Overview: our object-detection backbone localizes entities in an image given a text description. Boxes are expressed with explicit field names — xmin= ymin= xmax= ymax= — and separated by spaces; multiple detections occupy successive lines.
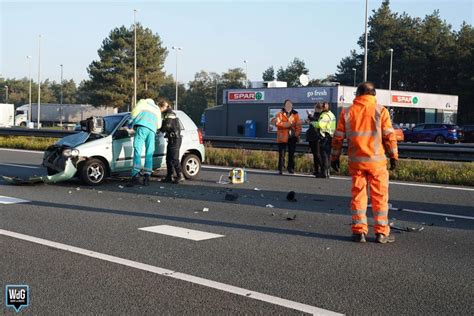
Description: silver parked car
xmin=42 ymin=111 xmax=205 ymax=186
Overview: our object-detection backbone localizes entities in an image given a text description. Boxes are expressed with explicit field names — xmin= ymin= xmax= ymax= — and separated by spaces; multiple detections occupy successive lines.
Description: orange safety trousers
xmin=350 ymin=167 xmax=390 ymax=236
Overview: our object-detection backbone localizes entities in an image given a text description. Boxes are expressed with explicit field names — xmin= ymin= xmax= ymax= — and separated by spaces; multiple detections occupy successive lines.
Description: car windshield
xmin=104 ymin=115 xmax=126 ymax=135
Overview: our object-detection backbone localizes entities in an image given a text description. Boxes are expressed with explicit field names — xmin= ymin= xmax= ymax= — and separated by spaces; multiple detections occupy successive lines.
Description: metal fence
xmin=0 ymin=128 xmax=473 ymax=162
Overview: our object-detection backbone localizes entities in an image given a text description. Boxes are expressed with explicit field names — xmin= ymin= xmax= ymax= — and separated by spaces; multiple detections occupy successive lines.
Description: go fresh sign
xmin=228 ymin=91 xmax=265 ymax=102
xmin=392 ymin=95 xmax=419 ymax=105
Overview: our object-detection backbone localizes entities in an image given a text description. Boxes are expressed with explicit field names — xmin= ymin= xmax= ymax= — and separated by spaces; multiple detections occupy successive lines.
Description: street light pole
xmin=60 ymin=64 xmax=64 ymax=105
xmin=60 ymin=64 xmax=64 ymax=127
xmin=352 ymin=68 xmax=356 ymax=87
xmin=27 ymin=56 xmax=32 ymax=124
xmin=133 ymin=9 xmax=138 ymax=110
xmin=243 ymin=60 xmax=248 ymax=88
xmin=363 ymin=0 xmax=369 ymax=81
xmin=172 ymin=46 xmax=183 ymax=111
xmin=389 ymin=48 xmax=394 ymax=106
xmin=37 ymin=34 xmax=42 ymax=128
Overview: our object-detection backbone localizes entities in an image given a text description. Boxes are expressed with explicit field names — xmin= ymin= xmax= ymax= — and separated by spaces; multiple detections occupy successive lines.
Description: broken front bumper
xmin=1 ymin=158 xmax=77 ymax=185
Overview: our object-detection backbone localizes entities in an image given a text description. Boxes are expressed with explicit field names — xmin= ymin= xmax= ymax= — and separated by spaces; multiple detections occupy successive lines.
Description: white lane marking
xmin=139 ymin=225 xmax=224 ymax=241
xmin=203 ymin=165 xmax=474 ymax=192
xmin=391 ymin=207 xmax=474 ymax=220
xmin=0 ymin=148 xmax=43 ymax=154
xmin=0 ymin=163 xmax=40 ymax=169
xmin=0 ymin=196 xmax=31 ymax=204
xmin=0 ymin=229 xmax=341 ymax=315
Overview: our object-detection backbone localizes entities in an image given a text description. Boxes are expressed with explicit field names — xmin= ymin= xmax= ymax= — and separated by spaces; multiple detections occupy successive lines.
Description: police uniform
xmin=160 ymin=108 xmax=184 ymax=182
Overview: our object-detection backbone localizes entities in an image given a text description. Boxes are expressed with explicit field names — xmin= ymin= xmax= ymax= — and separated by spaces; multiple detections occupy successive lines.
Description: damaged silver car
xmin=41 ymin=112 xmax=205 ymax=186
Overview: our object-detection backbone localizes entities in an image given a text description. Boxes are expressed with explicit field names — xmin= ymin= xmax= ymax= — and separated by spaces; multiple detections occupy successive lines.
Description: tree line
xmin=1 ymin=0 xmax=472 ymax=124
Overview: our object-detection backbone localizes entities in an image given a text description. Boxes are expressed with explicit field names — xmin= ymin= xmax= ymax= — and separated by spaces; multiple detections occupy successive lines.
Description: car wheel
xmin=79 ymin=158 xmax=106 ymax=186
xmin=20 ymin=122 xmax=27 ymax=127
xmin=435 ymin=135 xmax=445 ymax=144
xmin=181 ymin=154 xmax=201 ymax=180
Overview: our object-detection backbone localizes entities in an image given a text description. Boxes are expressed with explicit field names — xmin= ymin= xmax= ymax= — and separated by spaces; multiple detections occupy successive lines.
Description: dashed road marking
xmin=139 ymin=225 xmax=224 ymax=241
xmin=391 ymin=207 xmax=474 ymax=220
xmin=0 ymin=229 xmax=342 ymax=315
xmin=0 ymin=196 xmax=31 ymax=204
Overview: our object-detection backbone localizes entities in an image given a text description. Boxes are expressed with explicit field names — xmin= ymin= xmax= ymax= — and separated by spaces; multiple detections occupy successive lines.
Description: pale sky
xmin=1 ymin=0 xmax=472 ymax=85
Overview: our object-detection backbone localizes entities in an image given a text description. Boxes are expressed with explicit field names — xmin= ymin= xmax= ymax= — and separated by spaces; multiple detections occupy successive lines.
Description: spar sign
xmin=228 ymin=91 xmax=265 ymax=102
xmin=392 ymin=94 xmax=419 ymax=105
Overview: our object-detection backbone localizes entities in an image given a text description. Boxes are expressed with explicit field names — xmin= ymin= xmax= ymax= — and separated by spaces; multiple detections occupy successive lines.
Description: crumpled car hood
xmin=56 ymin=132 xmax=91 ymax=147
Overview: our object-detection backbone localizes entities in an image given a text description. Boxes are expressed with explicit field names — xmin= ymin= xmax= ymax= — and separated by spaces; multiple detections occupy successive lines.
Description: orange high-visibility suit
xmin=331 ymin=95 xmax=398 ymax=236
xmin=275 ymin=110 xmax=302 ymax=143
xmin=275 ymin=110 xmax=302 ymax=173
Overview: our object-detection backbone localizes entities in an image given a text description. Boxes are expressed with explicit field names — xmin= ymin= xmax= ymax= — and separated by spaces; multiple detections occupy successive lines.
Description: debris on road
xmin=217 ymin=175 xmax=230 ymax=184
xmin=389 ymin=222 xmax=425 ymax=232
xmin=286 ymin=214 xmax=297 ymax=221
xmin=118 ymin=185 xmax=124 ymax=189
xmin=286 ymin=191 xmax=297 ymax=202
xmin=445 ymin=217 xmax=455 ymax=222
xmin=224 ymin=193 xmax=239 ymax=201
xmin=68 ymin=190 xmax=72 ymax=194
xmin=253 ymin=187 xmax=261 ymax=191
xmin=203 ymin=207 xmax=209 ymax=212
xmin=265 ymin=204 xmax=275 ymax=208
xmin=1 ymin=158 xmax=77 ymax=185
xmin=76 ymin=187 xmax=81 ymax=191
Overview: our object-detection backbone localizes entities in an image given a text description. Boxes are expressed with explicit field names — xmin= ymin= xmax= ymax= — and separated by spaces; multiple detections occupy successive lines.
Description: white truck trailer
xmin=15 ymin=103 xmax=117 ymax=127
xmin=0 ymin=103 xmax=15 ymax=127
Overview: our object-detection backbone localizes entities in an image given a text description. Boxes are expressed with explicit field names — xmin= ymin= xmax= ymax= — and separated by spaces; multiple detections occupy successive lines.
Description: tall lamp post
xmin=243 ymin=59 xmax=248 ymax=88
xmin=37 ymin=34 xmax=42 ymax=128
xmin=60 ymin=64 xmax=64 ymax=126
xmin=388 ymin=48 xmax=393 ymax=106
xmin=27 ymin=56 xmax=32 ymax=124
xmin=363 ymin=0 xmax=369 ymax=81
xmin=352 ymin=68 xmax=356 ymax=87
xmin=172 ymin=46 xmax=183 ymax=111
xmin=133 ymin=9 xmax=139 ymax=110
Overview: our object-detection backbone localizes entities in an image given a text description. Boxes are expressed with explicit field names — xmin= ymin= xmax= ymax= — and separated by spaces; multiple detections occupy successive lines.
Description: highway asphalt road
xmin=0 ymin=148 xmax=473 ymax=315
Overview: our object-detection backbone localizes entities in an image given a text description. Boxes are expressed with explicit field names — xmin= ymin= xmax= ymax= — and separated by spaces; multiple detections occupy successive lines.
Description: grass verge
xmin=0 ymin=136 xmax=58 ymax=151
xmin=206 ymin=146 xmax=474 ymax=187
xmin=0 ymin=136 xmax=472 ymax=186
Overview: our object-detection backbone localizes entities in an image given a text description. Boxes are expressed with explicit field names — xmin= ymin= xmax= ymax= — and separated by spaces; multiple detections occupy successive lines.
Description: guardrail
xmin=203 ymin=136 xmax=474 ymax=162
xmin=0 ymin=128 xmax=473 ymax=162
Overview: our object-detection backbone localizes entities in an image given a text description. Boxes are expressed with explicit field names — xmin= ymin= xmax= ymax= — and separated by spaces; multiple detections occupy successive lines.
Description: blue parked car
xmin=404 ymin=123 xmax=461 ymax=144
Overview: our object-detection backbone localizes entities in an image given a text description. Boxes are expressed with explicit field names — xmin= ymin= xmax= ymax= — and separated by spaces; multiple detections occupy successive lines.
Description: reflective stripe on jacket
xmin=130 ymin=98 xmax=162 ymax=133
xmin=312 ymin=110 xmax=336 ymax=137
xmin=276 ymin=110 xmax=302 ymax=143
xmin=331 ymin=95 xmax=398 ymax=170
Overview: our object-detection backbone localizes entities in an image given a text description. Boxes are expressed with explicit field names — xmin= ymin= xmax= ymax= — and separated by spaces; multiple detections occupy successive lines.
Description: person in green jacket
xmin=312 ymin=102 xmax=336 ymax=178
xmin=126 ymin=98 xmax=162 ymax=187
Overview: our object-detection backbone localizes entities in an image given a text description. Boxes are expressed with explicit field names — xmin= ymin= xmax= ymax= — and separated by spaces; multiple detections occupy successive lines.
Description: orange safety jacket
xmin=331 ymin=95 xmax=398 ymax=170
xmin=275 ymin=109 xmax=302 ymax=143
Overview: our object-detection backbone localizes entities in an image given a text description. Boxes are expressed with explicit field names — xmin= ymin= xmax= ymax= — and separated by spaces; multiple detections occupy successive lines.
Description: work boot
xmin=173 ymin=173 xmax=185 ymax=184
xmin=143 ymin=174 xmax=151 ymax=186
xmin=278 ymin=169 xmax=283 ymax=175
xmin=125 ymin=175 xmax=141 ymax=187
xmin=352 ymin=233 xmax=367 ymax=243
xmin=161 ymin=175 xmax=173 ymax=183
xmin=288 ymin=169 xmax=295 ymax=174
xmin=375 ymin=233 xmax=396 ymax=244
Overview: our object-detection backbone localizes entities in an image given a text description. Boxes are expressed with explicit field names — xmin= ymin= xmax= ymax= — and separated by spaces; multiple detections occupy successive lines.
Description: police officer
xmin=158 ymin=100 xmax=184 ymax=183
xmin=313 ymin=102 xmax=336 ymax=178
